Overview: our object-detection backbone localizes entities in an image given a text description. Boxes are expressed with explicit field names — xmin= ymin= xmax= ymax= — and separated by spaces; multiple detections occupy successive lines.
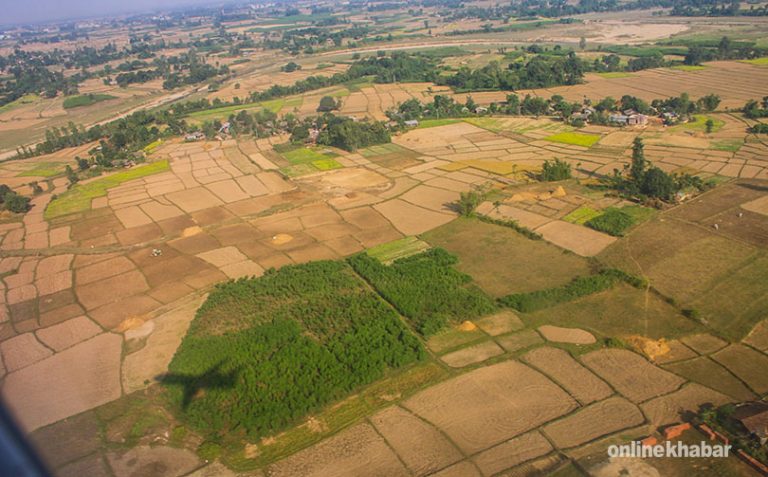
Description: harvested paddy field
xmin=402 ymin=360 xmax=577 ymax=454
xmin=600 ymin=180 xmax=768 ymax=340
xmin=581 ymin=348 xmax=685 ymax=403
xmin=422 ymin=218 xmax=591 ymax=297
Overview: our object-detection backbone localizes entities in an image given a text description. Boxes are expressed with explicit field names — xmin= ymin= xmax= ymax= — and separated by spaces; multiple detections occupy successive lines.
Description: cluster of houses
xmin=570 ymin=106 xmax=649 ymax=126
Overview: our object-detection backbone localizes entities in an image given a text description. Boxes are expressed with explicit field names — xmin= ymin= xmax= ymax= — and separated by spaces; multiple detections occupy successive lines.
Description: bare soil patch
xmin=267 ymin=423 xmax=408 ymax=477
xmin=543 ymin=397 xmax=644 ymax=449
xmin=712 ymin=344 xmax=768 ymax=394
xmin=440 ymin=341 xmax=504 ymax=368
xmin=403 ymin=360 xmax=576 ymax=454
xmin=538 ymin=325 xmax=596 ymax=345
xmin=662 ymin=357 xmax=756 ymax=401
xmin=370 ymin=406 xmax=463 ymax=475
xmin=496 ymin=330 xmax=544 ymax=353
xmin=373 ymin=199 xmax=454 ymax=236
xmin=536 ymin=220 xmax=617 ymax=256
xmin=523 ymin=347 xmax=613 ymax=405
xmin=581 ymin=349 xmax=685 ymax=402
xmin=474 ymin=310 xmax=524 ymax=336
xmin=472 ymin=431 xmax=552 ymax=476
xmin=680 ymin=334 xmax=727 ymax=354
xmin=640 ymin=384 xmax=731 ymax=427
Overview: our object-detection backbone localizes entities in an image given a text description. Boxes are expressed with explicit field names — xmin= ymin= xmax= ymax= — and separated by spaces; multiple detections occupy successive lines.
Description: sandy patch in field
xmin=536 ymin=221 xmax=617 ymax=256
xmin=472 ymin=431 xmax=552 ymax=476
xmin=543 ymin=397 xmax=644 ymax=449
xmin=523 ymin=347 xmax=613 ymax=406
xmin=581 ymin=349 xmax=685 ymax=402
xmin=474 ymin=310 xmax=524 ymax=336
xmin=538 ymin=325 xmax=596 ymax=345
xmin=712 ymin=344 xmax=768 ymax=394
xmin=640 ymin=383 xmax=731 ymax=427
xmin=370 ymin=406 xmax=463 ymax=475
xmin=267 ymin=422 xmax=408 ymax=477
xmin=647 ymin=339 xmax=698 ymax=364
xmin=374 ymin=199 xmax=454 ymax=235
xmin=271 ymin=233 xmax=294 ymax=245
xmin=403 ymin=360 xmax=576 ymax=454
xmin=440 ymin=341 xmax=504 ymax=368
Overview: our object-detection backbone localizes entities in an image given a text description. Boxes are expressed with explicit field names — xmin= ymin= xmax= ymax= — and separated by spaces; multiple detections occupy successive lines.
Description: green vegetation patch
xmin=585 ymin=206 xmax=656 ymax=236
xmin=281 ymin=147 xmax=337 ymax=164
xmin=62 ymin=93 xmax=117 ymax=109
xmin=359 ymin=143 xmax=407 ymax=158
xmin=45 ymin=160 xmax=169 ymax=219
xmin=596 ymin=72 xmax=632 ymax=78
xmin=463 ymin=117 xmax=507 ymax=133
xmin=585 ymin=208 xmax=634 ymax=236
xmin=16 ymin=162 xmax=65 ymax=178
xmin=671 ymin=114 xmax=724 ymax=133
xmin=670 ymin=65 xmax=706 ymax=71
xmin=499 ymin=269 xmax=644 ymax=313
xmin=416 ymin=118 xmax=462 ymax=129
xmin=543 ymin=131 xmax=601 ymax=148
xmin=0 ymin=93 xmax=39 ymax=114
xmin=563 ymin=206 xmax=602 ymax=225
xmin=167 ymin=261 xmax=424 ymax=440
xmin=311 ymin=158 xmax=343 ymax=171
xmin=143 ymin=139 xmax=163 ymax=154
xmin=741 ymin=57 xmax=768 ymax=66
xmin=711 ymin=139 xmax=743 ymax=152
xmin=348 ymin=248 xmax=496 ymax=336
xmin=367 ymin=236 xmax=431 ymax=264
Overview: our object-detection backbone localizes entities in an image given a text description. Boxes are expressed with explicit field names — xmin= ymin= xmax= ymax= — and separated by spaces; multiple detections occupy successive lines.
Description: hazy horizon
xmin=3 ymin=0 xmax=229 ymax=26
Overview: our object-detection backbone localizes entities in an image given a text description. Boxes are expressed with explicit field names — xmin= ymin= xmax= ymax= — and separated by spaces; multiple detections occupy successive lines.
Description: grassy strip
xmin=45 ymin=160 xmax=169 ymax=219
xmin=366 ymin=236 xmax=430 ymax=264
xmin=62 ymin=93 xmax=116 ymax=109
xmin=476 ymin=214 xmax=542 ymax=240
xmin=563 ymin=206 xmax=602 ymax=225
xmin=0 ymin=94 xmax=39 ymax=114
xmin=543 ymin=131 xmax=601 ymax=147
xmin=416 ymin=118 xmax=462 ymax=129
xmin=499 ymin=269 xmax=646 ymax=313
xmin=16 ymin=162 xmax=65 ymax=178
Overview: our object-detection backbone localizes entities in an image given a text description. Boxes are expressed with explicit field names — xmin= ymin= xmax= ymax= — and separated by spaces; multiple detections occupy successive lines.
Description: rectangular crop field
xmin=422 ymin=218 xmax=591 ymax=297
xmin=45 ymin=160 xmax=170 ymax=219
xmin=543 ymin=132 xmax=601 ymax=148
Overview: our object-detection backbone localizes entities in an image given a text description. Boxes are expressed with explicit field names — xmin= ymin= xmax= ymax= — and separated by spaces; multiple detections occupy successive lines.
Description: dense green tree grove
xmin=168 ymin=261 xmax=424 ymax=438
xmin=348 ymin=248 xmax=496 ymax=336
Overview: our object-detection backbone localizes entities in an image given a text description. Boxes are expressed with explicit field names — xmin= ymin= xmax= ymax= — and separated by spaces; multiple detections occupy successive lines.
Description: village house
xmin=404 ymin=119 xmax=419 ymax=127
xmin=733 ymin=402 xmax=768 ymax=446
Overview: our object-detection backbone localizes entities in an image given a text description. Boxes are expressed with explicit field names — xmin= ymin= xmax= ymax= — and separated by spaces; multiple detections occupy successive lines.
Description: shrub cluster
xmin=585 ymin=208 xmax=635 ymax=236
xmin=348 ymin=248 xmax=496 ymax=336
xmin=167 ymin=261 xmax=423 ymax=439
xmin=499 ymin=269 xmax=645 ymax=312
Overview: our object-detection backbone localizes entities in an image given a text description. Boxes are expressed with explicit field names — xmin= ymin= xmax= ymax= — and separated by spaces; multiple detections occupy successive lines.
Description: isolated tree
xmin=579 ymin=37 xmax=587 ymax=50
xmin=540 ymin=158 xmax=572 ymax=181
xmin=629 ymin=137 xmax=647 ymax=183
xmin=641 ymin=167 xmax=676 ymax=200
xmin=317 ymin=96 xmax=339 ymax=112
xmin=705 ymin=118 xmax=715 ymax=133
